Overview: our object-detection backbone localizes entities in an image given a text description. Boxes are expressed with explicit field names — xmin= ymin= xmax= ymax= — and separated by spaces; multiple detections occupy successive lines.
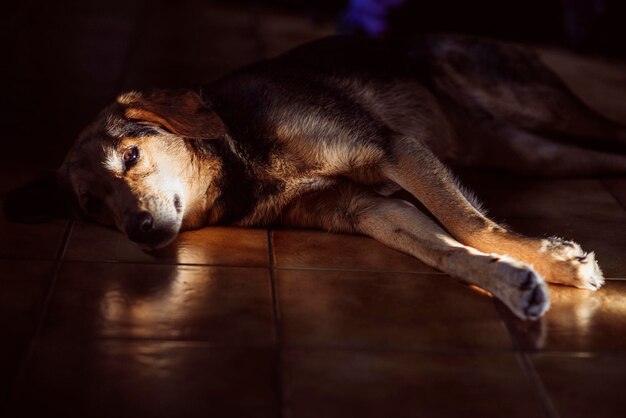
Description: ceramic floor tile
xmin=284 ymin=349 xmax=543 ymax=418
xmin=42 ymin=262 xmax=274 ymax=345
xmin=505 ymin=217 xmax=626 ymax=278
xmin=0 ymin=342 xmax=30 ymax=405
xmin=500 ymin=281 xmax=626 ymax=351
xmin=9 ymin=340 xmax=277 ymax=418
xmin=531 ymin=353 xmax=626 ymax=418
xmin=0 ymin=260 xmax=55 ymax=405
xmin=0 ymin=260 xmax=55 ymax=341
xmin=272 ymin=230 xmax=435 ymax=273
xmin=278 ymin=269 xmax=511 ymax=349
xmin=65 ymin=221 xmax=270 ymax=267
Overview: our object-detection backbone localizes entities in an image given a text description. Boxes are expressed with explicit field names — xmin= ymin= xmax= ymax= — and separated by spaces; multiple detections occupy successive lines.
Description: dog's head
xmin=5 ymin=89 xmax=227 ymax=249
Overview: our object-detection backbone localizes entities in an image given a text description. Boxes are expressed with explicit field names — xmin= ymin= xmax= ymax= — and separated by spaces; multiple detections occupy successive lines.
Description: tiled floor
xmin=2 ymin=1 xmax=626 ymax=417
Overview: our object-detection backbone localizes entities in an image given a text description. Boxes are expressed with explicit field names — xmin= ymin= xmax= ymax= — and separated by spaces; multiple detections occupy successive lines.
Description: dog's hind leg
xmin=422 ymin=35 xmax=626 ymax=151
xmin=282 ymin=183 xmax=550 ymax=320
xmin=461 ymin=124 xmax=626 ymax=176
xmin=380 ymin=136 xmax=604 ymax=291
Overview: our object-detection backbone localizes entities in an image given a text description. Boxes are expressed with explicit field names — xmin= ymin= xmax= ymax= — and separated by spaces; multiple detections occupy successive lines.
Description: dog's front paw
xmin=493 ymin=256 xmax=551 ymax=320
xmin=541 ymin=237 xmax=605 ymax=290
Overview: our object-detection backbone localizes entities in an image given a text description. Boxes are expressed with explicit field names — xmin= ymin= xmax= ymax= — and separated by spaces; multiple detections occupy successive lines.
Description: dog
xmin=6 ymin=34 xmax=626 ymax=320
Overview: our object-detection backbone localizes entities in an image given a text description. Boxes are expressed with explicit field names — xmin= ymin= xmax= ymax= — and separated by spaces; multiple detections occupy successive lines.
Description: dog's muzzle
xmin=125 ymin=211 xmax=174 ymax=248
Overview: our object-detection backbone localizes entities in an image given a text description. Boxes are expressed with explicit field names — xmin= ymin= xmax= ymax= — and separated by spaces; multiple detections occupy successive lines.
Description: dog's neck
xmin=180 ymin=134 xmax=269 ymax=228
xmin=179 ymin=139 xmax=224 ymax=230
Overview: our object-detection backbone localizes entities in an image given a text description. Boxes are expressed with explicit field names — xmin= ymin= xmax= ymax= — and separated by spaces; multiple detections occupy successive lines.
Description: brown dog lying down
xmin=6 ymin=35 xmax=626 ymax=320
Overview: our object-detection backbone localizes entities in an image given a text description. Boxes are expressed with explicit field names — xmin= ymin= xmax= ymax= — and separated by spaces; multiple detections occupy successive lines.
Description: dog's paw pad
xmin=524 ymin=284 xmax=549 ymax=319
xmin=493 ymin=257 xmax=550 ymax=320
xmin=571 ymin=251 xmax=604 ymax=290
xmin=541 ymin=237 xmax=605 ymax=290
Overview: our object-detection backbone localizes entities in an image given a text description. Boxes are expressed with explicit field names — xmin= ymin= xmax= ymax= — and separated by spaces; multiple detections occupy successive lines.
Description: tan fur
xmin=280 ymin=139 xmax=603 ymax=320
xmin=121 ymin=90 xmax=226 ymax=140
xmin=62 ymin=117 xmax=224 ymax=247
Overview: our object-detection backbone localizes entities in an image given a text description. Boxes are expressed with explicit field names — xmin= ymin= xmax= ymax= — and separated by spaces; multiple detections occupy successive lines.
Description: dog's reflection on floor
xmin=501 ymin=282 xmax=626 ymax=350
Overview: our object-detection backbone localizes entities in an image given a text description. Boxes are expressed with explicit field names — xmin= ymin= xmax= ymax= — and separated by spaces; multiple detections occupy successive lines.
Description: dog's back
xmin=205 ymin=34 xmax=626 ymax=176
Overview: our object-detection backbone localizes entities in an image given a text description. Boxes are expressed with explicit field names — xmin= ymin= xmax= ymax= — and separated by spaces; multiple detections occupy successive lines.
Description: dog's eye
xmin=122 ymin=146 xmax=139 ymax=167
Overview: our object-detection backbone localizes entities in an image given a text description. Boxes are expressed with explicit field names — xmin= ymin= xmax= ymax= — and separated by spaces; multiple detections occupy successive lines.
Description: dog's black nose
xmin=125 ymin=211 xmax=154 ymax=243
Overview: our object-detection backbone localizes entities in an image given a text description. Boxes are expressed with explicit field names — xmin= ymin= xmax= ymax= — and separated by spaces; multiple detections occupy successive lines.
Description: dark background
xmin=2 ymin=0 xmax=625 ymax=171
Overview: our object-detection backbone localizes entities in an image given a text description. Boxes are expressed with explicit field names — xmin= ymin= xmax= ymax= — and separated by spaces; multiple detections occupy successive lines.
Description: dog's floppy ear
xmin=118 ymin=90 xmax=226 ymax=140
xmin=3 ymin=171 xmax=73 ymax=224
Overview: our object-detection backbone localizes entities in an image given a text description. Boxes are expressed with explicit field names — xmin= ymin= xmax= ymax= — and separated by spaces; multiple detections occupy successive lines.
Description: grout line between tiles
xmin=268 ymin=229 xmax=286 ymax=418
xmin=9 ymin=333 xmax=582 ymax=352
xmin=599 ymin=179 xmax=626 ymax=212
xmin=268 ymin=230 xmax=282 ymax=324
xmin=8 ymin=220 xmax=74 ymax=401
xmin=519 ymin=353 xmax=561 ymax=418
xmin=36 ymin=219 xmax=74 ymax=330
xmin=59 ymin=257 xmax=271 ymax=270
xmin=497 ymin=299 xmax=559 ymax=418
xmin=9 ymin=328 xmax=619 ymax=355
xmin=493 ymin=300 xmax=524 ymax=351
xmin=54 ymin=221 xmax=74 ymax=261
xmin=280 ymin=344 xmax=524 ymax=354
xmin=27 ymin=333 xmax=278 ymax=347
xmin=274 ymin=266 xmax=445 ymax=275
xmin=45 ymin=257 xmax=445 ymax=275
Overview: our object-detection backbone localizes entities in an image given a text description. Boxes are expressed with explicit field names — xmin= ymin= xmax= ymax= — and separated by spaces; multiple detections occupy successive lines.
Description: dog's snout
xmin=139 ymin=212 xmax=154 ymax=232
xmin=125 ymin=211 xmax=154 ymax=242
xmin=124 ymin=211 xmax=177 ymax=248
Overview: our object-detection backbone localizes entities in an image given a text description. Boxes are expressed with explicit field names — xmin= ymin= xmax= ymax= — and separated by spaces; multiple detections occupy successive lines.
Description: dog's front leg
xmin=282 ymin=184 xmax=550 ymax=320
xmin=380 ymin=136 xmax=604 ymax=291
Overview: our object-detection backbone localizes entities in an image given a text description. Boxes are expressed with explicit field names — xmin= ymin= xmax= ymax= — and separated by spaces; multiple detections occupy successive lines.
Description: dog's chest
xmin=239 ymin=174 xmax=336 ymax=226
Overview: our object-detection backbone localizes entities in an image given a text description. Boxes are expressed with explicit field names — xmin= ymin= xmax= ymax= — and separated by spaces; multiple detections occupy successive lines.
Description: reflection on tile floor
xmin=278 ymin=270 xmax=510 ymax=349
xmin=42 ymin=262 xmax=275 ymax=344
xmin=285 ymin=349 xmax=544 ymax=418
xmin=10 ymin=341 xmax=278 ymax=418
xmin=66 ymin=222 xmax=270 ymax=267
xmin=272 ymin=229 xmax=435 ymax=273
xmin=2 ymin=1 xmax=626 ymax=417
xmin=531 ymin=353 xmax=626 ymax=418
xmin=502 ymin=281 xmax=626 ymax=351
